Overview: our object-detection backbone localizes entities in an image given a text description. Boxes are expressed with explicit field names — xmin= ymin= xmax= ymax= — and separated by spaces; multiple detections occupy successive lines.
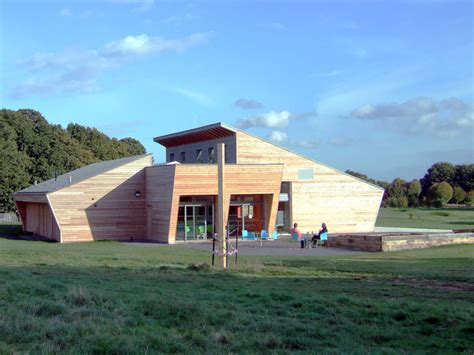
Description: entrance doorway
xmin=177 ymin=204 xmax=214 ymax=241
xmin=228 ymin=202 xmax=263 ymax=237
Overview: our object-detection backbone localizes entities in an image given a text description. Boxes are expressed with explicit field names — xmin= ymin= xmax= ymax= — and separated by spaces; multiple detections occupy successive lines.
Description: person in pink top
xmin=291 ymin=223 xmax=305 ymax=248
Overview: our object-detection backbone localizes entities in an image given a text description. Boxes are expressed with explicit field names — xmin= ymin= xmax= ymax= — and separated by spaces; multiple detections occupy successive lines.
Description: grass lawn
xmin=376 ymin=207 xmax=474 ymax=230
xmin=0 ymin=238 xmax=473 ymax=353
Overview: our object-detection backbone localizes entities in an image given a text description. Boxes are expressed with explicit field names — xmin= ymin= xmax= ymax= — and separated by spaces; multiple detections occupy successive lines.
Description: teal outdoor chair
xmin=261 ymin=230 xmax=269 ymax=240
xmin=242 ymin=229 xmax=249 ymax=239
xmin=272 ymin=230 xmax=278 ymax=240
xmin=320 ymin=232 xmax=328 ymax=241
xmin=248 ymin=231 xmax=256 ymax=240
xmin=291 ymin=233 xmax=299 ymax=241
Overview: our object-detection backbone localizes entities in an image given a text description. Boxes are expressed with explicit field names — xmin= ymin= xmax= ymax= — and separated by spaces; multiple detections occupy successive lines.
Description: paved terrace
xmin=126 ymin=237 xmax=362 ymax=256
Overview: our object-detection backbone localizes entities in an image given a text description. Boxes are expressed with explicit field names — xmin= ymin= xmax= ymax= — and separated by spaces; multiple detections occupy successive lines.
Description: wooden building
xmin=14 ymin=123 xmax=384 ymax=243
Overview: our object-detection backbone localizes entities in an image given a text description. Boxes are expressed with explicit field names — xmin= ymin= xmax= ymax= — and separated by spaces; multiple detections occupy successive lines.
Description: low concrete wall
xmin=328 ymin=232 xmax=474 ymax=252
xmin=382 ymin=233 xmax=474 ymax=251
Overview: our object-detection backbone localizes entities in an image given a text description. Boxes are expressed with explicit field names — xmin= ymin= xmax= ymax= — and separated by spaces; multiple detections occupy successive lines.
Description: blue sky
xmin=1 ymin=0 xmax=472 ymax=181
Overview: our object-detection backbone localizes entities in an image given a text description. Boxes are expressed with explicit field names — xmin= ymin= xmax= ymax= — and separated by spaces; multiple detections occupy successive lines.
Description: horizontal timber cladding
xmin=145 ymin=163 xmax=283 ymax=243
xmin=236 ymin=131 xmax=384 ymax=233
xmin=48 ymin=155 xmax=152 ymax=242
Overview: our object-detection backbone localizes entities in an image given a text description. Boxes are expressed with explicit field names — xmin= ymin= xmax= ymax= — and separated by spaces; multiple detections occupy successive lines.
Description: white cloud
xmin=267 ymin=130 xmax=318 ymax=150
xmin=102 ymin=33 xmax=211 ymax=57
xmin=234 ymin=98 xmax=264 ymax=109
xmin=11 ymin=32 xmax=211 ymax=98
xmin=236 ymin=110 xmax=316 ymax=129
xmin=236 ymin=111 xmax=291 ymax=129
xmin=171 ymin=88 xmax=213 ymax=107
xmin=351 ymin=97 xmax=473 ymax=139
xmin=267 ymin=130 xmax=288 ymax=144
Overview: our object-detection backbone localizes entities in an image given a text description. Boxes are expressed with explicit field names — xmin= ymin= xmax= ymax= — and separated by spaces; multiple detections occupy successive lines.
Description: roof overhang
xmin=153 ymin=123 xmax=237 ymax=148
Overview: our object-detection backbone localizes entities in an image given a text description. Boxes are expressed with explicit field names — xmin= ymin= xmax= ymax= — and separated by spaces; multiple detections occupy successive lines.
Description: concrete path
xmin=182 ymin=241 xmax=361 ymax=256
xmin=125 ymin=239 xmax=362 ymax=257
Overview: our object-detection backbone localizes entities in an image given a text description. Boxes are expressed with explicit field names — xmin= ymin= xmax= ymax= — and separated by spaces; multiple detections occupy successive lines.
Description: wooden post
xmin=217 ymin=143 xmax=227 ymax=268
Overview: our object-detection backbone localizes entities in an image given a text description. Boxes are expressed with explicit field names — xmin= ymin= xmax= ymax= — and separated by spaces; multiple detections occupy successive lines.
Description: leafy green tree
xmin=0 ymin=109 xmax=146 ymax=212
xmin=406 ymin=180 xmax=421 ymax=207
xmin=421 ymin=162 xmax=455 ymax=196
xmin=389 ymin=178 xmax=408 ymax=198
xmin=453 ymin=164 xmax=474 ymax=192
xmin=451 ymin=186 xmax=466 ymax=204
xmin=466 ymin=190 xmax=474 ymax=206
xmin=427 ymin=182 xmax=454 ymax=207
xmin=0 ymin=116 xmax=31 ymax=211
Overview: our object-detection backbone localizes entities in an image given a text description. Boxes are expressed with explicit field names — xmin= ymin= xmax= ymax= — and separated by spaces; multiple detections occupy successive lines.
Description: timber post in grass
xmin=217 ymin=143 xmax=227 ymax=268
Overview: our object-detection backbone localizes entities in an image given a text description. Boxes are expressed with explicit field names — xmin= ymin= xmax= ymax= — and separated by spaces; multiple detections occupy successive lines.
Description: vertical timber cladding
xmin=48 ymin=156 xmax=152 ymax=242
xmin=145 ymin=163 xmax=283 ymax=243
xmin=236 ymin=131 xmax=384 ymax=233
xmin=145 ymin=164 xmax=177 ymax=243
xmin=14 ymin=194 xmax=61 ymax=241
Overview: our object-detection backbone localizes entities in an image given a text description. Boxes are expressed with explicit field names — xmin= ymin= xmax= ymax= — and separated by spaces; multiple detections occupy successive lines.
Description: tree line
xmin=346 ymin=162 xmax=474 ymax=208
xmin=0 ymin=109 xmax=146 ymax=212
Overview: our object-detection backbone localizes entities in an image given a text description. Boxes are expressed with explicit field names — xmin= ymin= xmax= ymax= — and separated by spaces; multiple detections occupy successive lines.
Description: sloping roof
xmin=155 ymin=122 xmax=384 ymax=192
xmin=154 ymin=123 xmax=236 ymax=148
xmin=16 ymin=154 xmax=151 ymax=194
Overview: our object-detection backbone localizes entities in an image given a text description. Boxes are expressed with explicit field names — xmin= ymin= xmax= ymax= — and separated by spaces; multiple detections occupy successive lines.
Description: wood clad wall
xmin=17 ymin=202 xmax=60 ymax=241
xmin=48 ymin=156 xmax=152 ymax=242
xmin=146 ymin=164 xmax=283 ymax=243
xmin=145 ymin=165 xmax=177 ymax=243
xmin=236 ymin=131 xmax=384 ymax=233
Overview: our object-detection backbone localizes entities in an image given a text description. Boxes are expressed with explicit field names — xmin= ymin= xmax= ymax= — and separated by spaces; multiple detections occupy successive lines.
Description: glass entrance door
xmin=177 ymin=204 xmax=213 ymax=241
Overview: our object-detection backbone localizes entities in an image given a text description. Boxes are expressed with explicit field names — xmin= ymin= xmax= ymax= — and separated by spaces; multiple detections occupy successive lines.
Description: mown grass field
xmin=0 ymin=236 xmax=473 ymax=353
xmin=376 ymin=207 xmax=474 ymax=230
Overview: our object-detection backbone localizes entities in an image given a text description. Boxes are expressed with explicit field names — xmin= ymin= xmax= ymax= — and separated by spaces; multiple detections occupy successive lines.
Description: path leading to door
xmin=124 ymin=239 xmax=363 ymax=257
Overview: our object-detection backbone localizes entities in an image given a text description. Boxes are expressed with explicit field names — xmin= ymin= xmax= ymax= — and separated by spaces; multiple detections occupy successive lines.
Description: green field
xmin=376 ymin=207 xmax=474 ymax=230
xmin=0 ymin=237 xmax=473 ymax=353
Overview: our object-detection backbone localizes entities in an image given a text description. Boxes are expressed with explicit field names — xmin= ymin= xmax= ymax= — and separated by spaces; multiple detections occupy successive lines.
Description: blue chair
xmin=242 ymin=229 xmax=248 ymax=239
xmin=248 ymin=231 xmax=256 ymax=240
xmin=261 ymin=230 xmax=269 ymax=240
xmin=291 ymin=233 xmax=299 ymax=241
xmin=272 ymin=230 xmax=278 ymax=240
xmin=320 ymin=232 xmax=328 ymax=241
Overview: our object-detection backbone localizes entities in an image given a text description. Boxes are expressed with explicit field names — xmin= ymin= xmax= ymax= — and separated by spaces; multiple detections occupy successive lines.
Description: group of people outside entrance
xmin=291 ymin=222 xmax=328 ymax=249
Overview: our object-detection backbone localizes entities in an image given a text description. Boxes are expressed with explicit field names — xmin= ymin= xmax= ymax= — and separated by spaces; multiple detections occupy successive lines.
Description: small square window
xmin=298 ymin=168 xmax=314 ymax=180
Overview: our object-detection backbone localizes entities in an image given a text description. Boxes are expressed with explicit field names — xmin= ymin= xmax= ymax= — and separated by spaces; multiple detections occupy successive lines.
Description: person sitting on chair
xmin=291 ymin=223 xmax=305 ymax=249
xmin=311 ymin=223 xmax=328 ymax=247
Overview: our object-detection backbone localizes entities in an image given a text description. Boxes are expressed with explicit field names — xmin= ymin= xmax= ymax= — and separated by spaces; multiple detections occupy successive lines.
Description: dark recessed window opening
xmin=208 ymin=147 xmax=215 ymax=163
xmin=180 ymin=151 xmax=186 ymax=163
xmin=169 ymin=153 xmax=175 ymax=162
xmin=196 ymin=149 xmax=202 ymax=163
